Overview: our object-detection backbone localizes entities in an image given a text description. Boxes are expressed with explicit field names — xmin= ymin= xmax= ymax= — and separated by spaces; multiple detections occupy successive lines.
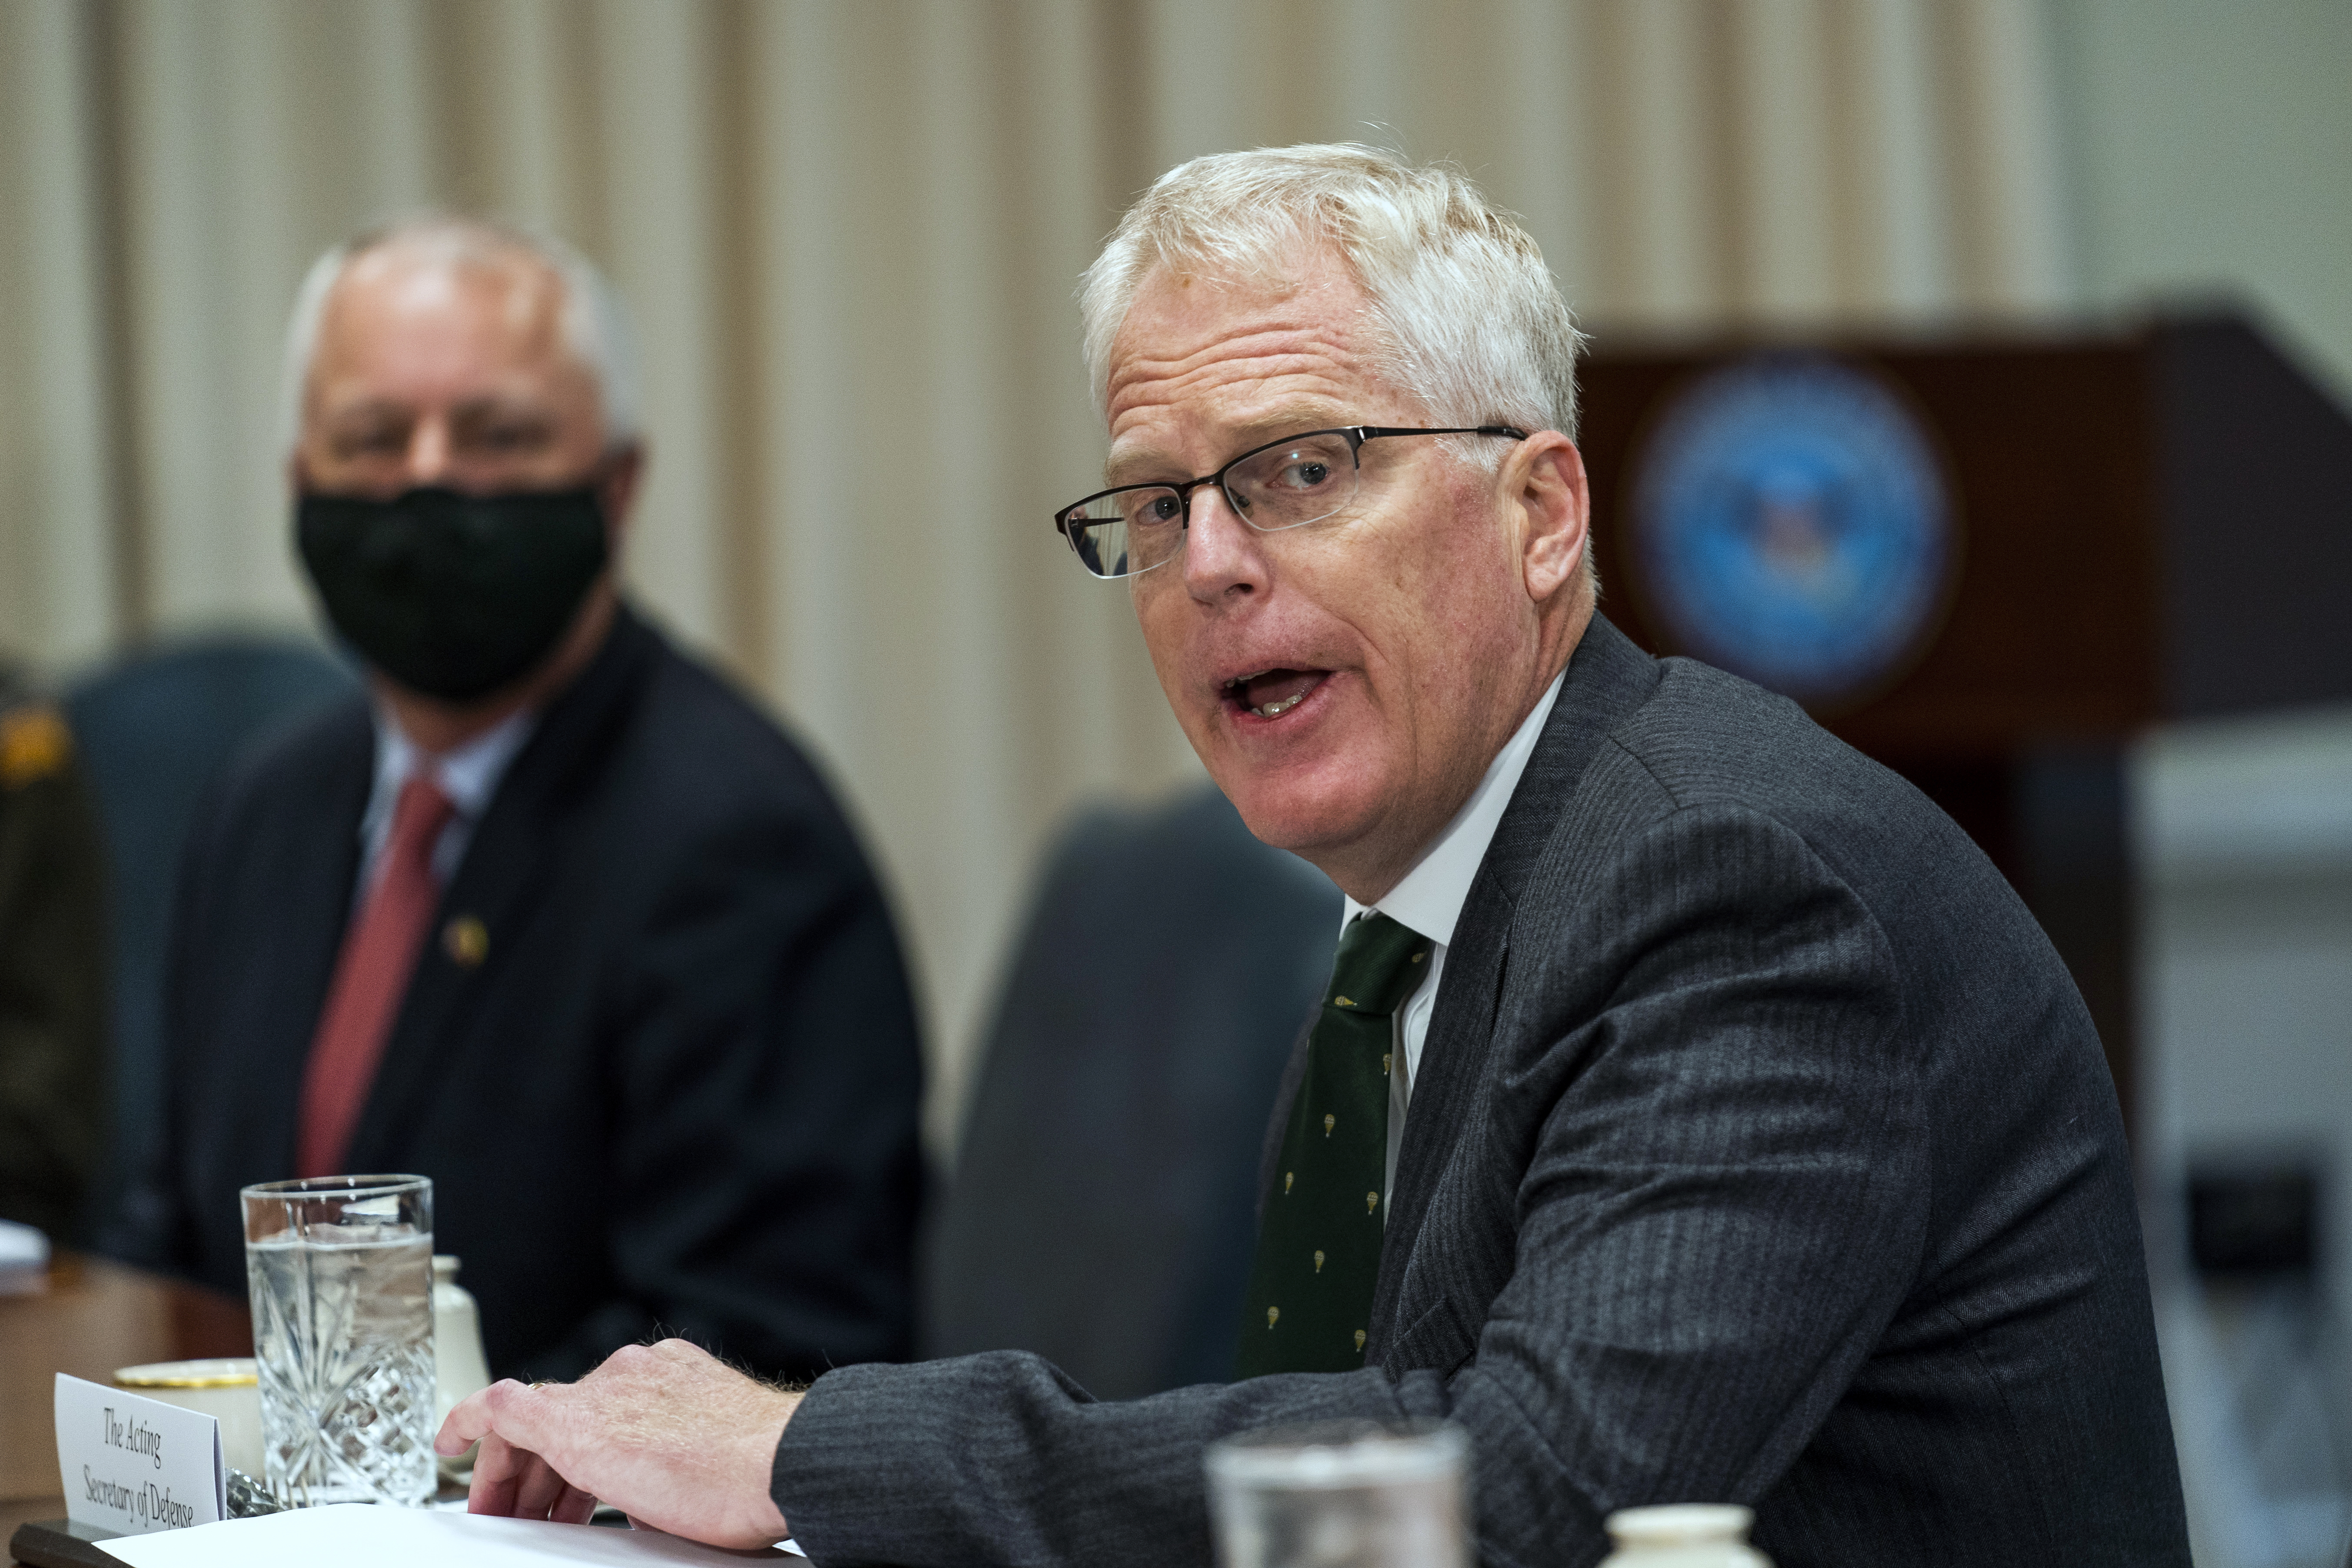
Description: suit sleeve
xmin=512 ymin=796 xmax=926 ymax=1385
xmin=770 ymin=802 xmax=1923 ymax=1568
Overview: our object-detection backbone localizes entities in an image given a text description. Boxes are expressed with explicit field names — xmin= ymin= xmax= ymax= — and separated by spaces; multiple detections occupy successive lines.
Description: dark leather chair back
xmin=925 ymin=785 xmax=1341 ymax=1398
xmin=66 ymin=637 xmax=355 ymax=1214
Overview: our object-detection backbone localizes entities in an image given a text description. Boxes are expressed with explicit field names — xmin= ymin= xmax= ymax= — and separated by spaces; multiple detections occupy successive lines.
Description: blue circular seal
xmin=1630 ymin=356 xmax=1954 ymax=703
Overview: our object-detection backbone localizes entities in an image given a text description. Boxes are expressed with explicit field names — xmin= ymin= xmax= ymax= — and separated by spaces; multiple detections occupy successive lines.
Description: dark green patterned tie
xmin=1235 ymin=911 xmax=1432 ymax=1377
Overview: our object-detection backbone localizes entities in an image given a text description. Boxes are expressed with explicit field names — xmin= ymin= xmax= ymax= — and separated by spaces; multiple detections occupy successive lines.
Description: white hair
xmin=1079 ymin=143 xmax=1585 ymax=444
xmin=279 ymin=214 xmax=642 ymax=456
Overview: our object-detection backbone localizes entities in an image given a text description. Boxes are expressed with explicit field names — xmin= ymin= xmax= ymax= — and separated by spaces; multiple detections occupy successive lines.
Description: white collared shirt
xmin=1342 ymin=670 xmax=1565 ymax=1203
xmin=355 ymin=706 xmax=539 ymax=904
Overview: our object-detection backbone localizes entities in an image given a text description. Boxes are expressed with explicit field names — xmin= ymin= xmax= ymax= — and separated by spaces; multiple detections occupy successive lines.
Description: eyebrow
xmin=448 ymin=398 xmax=559 ymax=429
xmin=1103 ymin=404 xmax=1354 ymax=487
xmin=319 ymin=391 xmax=556 ymax=429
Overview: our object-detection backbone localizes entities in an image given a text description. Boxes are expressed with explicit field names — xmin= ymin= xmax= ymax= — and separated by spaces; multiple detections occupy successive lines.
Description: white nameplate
xmin=54 ymin=1373 xmax=227 ymax=1536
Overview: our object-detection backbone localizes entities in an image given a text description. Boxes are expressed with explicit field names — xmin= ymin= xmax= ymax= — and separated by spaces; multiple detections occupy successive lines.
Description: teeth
xmin=1253 ymin=692 xmax=1307 ymax=719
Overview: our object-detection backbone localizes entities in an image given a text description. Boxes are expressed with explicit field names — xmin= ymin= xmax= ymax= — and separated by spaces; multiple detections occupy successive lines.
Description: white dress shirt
xmin=354 ymin=706 xmax=539 ymax=904
xmin=1342 ymin=670 xmax=1565 ymax=1203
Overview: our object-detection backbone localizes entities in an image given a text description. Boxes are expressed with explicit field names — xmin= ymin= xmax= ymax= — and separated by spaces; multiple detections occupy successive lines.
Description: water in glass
xmin=1206 ymin=1420 xmax=1469 ymax=1568
xmin=242 ymin=1176 xmax=436 ymax=1507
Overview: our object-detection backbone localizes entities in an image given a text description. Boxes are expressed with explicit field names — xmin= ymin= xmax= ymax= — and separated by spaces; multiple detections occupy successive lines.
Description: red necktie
xmin=295 ymin=773 xmax=458 ymax=1178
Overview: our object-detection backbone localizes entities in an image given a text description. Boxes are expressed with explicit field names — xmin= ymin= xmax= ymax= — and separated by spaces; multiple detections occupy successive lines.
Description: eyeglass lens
xmin=1062 ymin=431 xmax=1361 ymax=579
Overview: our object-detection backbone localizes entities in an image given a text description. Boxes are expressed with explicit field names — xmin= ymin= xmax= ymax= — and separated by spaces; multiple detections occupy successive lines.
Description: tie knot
xmin=389 ymin=773 xmax=458 ymax=860
xmin=1324 ymin=911 xmax=1432 ymax=1017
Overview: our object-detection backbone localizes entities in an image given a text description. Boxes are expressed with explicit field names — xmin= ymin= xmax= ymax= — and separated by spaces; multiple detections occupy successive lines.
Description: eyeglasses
xmin=1053 ymin=424 xmax=1528 ymax=580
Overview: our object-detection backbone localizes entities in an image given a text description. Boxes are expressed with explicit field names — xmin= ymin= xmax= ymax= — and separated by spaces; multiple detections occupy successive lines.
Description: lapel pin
xmin=443 ymin=914 xmax=489 ymax=968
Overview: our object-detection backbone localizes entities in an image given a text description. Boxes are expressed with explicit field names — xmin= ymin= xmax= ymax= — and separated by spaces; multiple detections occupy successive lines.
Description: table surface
xmin=0 ymin=1254 xmax=250 ymax=1564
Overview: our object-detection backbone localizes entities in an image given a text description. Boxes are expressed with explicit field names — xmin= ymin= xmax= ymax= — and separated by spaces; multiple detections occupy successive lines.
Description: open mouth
xmin=1223 ymin=668 xmax=1329 ymax=721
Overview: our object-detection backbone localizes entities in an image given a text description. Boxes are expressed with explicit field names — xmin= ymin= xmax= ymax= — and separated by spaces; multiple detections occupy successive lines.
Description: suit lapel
xmin=342 ymin=609 xmax=660 ymax=1171
xmin=227 ymin=706 xmax=375 ymax=1180
xmin=1367 ymin=615 xmax=1661 ymax=1349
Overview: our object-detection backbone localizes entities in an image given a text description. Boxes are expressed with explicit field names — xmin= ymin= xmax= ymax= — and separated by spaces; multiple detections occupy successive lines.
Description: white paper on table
xmin=94 ymin=1505 xmax=807 ymax=1564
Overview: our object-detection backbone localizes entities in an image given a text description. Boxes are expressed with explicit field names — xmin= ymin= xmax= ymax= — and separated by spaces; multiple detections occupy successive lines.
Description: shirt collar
xmin=1342 ymin=668 xmax=1565 ymax=947
xmin=368 ymin=704 xmax=540 ymax=826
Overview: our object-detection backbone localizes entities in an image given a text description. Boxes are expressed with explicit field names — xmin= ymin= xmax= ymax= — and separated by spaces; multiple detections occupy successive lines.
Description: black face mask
xmin=296 ymin=485 xmax=611 ymax=703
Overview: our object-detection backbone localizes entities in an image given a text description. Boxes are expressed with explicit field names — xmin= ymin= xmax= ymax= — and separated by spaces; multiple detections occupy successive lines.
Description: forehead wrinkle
xmin=1105 ymin=334 xmax=1377 ymax=460
xmin=1117 ymin=341 xmax=1357 ymax=403
xmin=1108 ymin=357 xmax=1358 ymax=448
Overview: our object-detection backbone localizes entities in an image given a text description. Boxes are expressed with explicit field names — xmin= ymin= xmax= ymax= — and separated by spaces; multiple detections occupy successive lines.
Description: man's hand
xmin=434 ymin=1339 xmax=800 ymax=1548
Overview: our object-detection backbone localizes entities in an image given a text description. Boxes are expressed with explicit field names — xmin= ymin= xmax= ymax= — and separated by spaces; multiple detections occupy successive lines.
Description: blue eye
xmin=1123 ymin=490 xmax=1184 ymax=527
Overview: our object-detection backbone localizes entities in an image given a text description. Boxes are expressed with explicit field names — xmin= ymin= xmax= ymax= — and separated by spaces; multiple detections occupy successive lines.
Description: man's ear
xmin=1510 ymin=432 xmax=1589 ymax=605
xmin=599 ymin=444 xmax=647 ymax=549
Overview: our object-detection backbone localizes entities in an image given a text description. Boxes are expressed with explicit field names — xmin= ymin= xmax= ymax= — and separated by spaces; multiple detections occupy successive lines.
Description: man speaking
xmin=442 ymin=147 xmax=2189 ymax=1565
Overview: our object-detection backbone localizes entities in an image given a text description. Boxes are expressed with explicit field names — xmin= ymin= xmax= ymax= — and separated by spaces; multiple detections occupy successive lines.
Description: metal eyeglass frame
xmin=1053 ymin=424 xmax=1530 ymax=579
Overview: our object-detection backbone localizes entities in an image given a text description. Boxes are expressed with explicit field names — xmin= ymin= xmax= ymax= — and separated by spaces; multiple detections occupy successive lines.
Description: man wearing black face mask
xmin=103 ymin=217 xmax=927 ymax=1386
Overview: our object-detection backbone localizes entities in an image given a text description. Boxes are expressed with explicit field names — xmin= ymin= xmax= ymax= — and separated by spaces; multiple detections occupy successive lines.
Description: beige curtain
xmin=0 ymin=0 xmax=2072 ymax=1149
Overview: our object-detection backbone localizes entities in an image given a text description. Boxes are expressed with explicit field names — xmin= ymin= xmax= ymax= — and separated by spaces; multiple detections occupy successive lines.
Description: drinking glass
xmin=240 ymin=1174 xmax=436 ymax=1506
xmin=1205 ymin=1419 xmax=1470 ymax=1568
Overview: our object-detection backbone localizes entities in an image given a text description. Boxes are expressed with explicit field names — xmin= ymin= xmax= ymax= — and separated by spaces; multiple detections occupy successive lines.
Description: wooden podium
xmin=1576 ymin=314 xmax=2352 ymax=1129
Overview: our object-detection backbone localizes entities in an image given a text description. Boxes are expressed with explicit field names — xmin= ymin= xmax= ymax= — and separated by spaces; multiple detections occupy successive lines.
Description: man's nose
xmin=402 ymin=419 xmax=454 ymax=487
xmin=1181 ymin=485 xmax=1271 ymax=604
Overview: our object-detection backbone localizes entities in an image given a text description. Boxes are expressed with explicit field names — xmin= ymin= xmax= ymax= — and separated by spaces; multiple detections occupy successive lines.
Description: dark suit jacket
xmin=771 ymin=615 xmax=2189 ymax=1567
xmin=105 ymin=606 xmax=925 ymax=1382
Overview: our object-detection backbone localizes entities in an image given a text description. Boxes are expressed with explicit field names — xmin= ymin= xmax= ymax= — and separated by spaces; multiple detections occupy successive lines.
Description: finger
xmin=550 ymin=1486 xmax=598 ymax=1527
xmin=513 ymin=1452 xmax=576 ymax=1521
xmin=440 ymin=1379 xmax=546 ymax=1457
xmin=436 ymin=1384 xmax=500 ymax=1455
xmin=475 ymin=1449 xmax=572 ymax=1520
xmin=466 ymin=1432 xmax=528 ymax=1517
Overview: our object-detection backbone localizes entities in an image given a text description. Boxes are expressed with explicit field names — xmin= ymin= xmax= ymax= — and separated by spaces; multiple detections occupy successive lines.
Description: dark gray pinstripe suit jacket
xmin=774 ymin=615 xmax=2191 ymax=1567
